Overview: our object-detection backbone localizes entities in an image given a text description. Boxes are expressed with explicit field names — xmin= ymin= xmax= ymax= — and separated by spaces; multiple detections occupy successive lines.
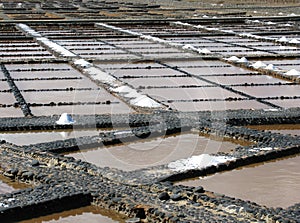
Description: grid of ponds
xmin=0 ymin=62 xmax=133 ymax=117
xmin=117 ymin=23 xmax=300 ymax=57
xmin=95 ymin=58 xmax=297 ymax=111
xmin=0 ymin=6 xmax=299 ymax=221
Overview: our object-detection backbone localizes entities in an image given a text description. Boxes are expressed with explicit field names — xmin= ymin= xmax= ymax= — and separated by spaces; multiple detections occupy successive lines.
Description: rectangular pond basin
xmin=178 ymin=66 xmax=256 ymax=76
xmin=0 ymin=107 xmax=24 ymax=118
xmin=122 ymin=76 xmax=212 ymax=88
xmin=0 ymin=129 xmax=102 ymax=146
xmin=30 ymin=103 xmax=133 ymax=116
xmin=178 ymin=155 xmax=300 ymax=208
xmin=19 ymin=205 xmax=126 ymax=223
xmin=233 ymin=85 xmax=300 ymax=98
xmin=15 ymin=78 xmax=98 ymax=90
xmin=144 ymin=87 xmax=245 ymax=101
xmin=67 ymin=132 xmax=249 ymax=171
xmin=166 ymin=100 xmax=270 ymax=112
xmin=204 ymin=75 xmax=289 ymax=85
xmin=266 ymin=99 xmax=300 ymax=109
xmin=0 ymin=93 xmax=17 ymax=105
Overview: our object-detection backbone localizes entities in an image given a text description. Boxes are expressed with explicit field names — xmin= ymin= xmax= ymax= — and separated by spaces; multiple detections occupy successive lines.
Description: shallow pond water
xmin=144 ymin=87 xmax=244 ymax=101
xmin=68 ymin=133 xmax=246 ymax=171
xmin=0 ymin=129 xmax=100 ymax=145
xmin=266 ymin=99 xmax=300 ymax=109
xmin=166 ymin=100 xmax=270 ymax=111
xmin=178 ymin=155 xmax=300 ymax=208
xmin=19 ymin=205 xmax=126 ymax=223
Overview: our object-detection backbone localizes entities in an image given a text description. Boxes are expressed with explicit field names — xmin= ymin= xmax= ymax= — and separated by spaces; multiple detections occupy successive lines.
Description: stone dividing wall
xmin=0 ymin=108 xmax=300 ymax=131
xmin=0 ymin=64 xmax=33 ymax=117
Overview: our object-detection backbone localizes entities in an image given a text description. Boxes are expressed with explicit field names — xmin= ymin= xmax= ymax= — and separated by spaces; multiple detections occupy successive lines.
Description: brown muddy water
xmin=67 ymin=133 xmax=248 ymax=171
xmin=248 ymin=124 xmax=300 ymax=136
xmin=0 ymin=175 xmax=28 ymax=194
xmin=178 ymin=155 xmax=300 ymax=208
xmin=19 ymin=205 xmax=127 ymax=223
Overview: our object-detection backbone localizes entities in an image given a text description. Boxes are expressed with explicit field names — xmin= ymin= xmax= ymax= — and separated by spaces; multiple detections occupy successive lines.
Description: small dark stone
xmin=158 ymin=192 xmax=170 ymax=201
xmin=125 ymin=217 xmax=140 ymax=223
xmin=112 ymin=197 xmax=122 ymax=203
xmin=170 ymin=194 xmax=182 ymax=201
xmin=31 ymin=160 xmax=39 ymax=167
xmin=194 ymin=186 xmax=204 ymax=193
xmin=22 ymin=171 xmax=34 ymax=180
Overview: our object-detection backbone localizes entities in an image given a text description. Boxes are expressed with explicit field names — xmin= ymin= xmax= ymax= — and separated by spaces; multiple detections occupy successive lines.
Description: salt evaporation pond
xmin=19 ymin=205 xmax=126 ymax=223
xmin=179 ymin=155 xmax=300 ymax=208
xmin=67 ymin=133 xmax=248 ymax=171
xmin=0 ymin=129 xmax=100 ymax=145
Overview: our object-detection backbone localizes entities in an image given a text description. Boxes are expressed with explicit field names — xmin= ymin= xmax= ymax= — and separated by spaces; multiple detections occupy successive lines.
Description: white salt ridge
xmin=237 ymin=57 xmax=248 ymax=63
xmin=285 ymin=69 xmax=300 ymax=76
xmin=265 ymin=64 xmax=276 ymax=70
xmin=168 ymin=154 xmax=235 ymax=171
xmin=123 ymin=90 xmax=141 ymax=98
xmin=278 ymin=36 xmax=288 ymax=42
xmin=111 ymin=85 xmax=132 ymax=93
xmin=200 ymin=48 xmax=211 ymax=54
xmin=263 ymin=108 xmax=279 ymax=112
xmin=0 ymin=203 xmax=9 ymax=208
xmin=56 ymin=113 xmax=75 ymax=125
xmin=249 ymin=147 xmax=273 ymax=152
xmin=85 ymin=67 xmax=117 ymax=85
xmin=220 ymin=29 xmax=235 ymax=34
xmin=265 ymin=21 xmax=276 ymax=25
xmin=252 ymin=61 xmax=267 ymax=69
xmin=17 ymin=23 xmax=42 ymax=37
xmin=73 ymin=59 xmax=91 ymax=68
xmin=37 ymin=38 xmax=77 ymax=57
xmin=113 ymin=130 xmax=132 ymax=136
xmin=17 ymin=24 xmax=76 ymax=58
xmin=130 ymin=95 xmax=161 ymax=108
xmin=206 ymin=27 xmax=219 ymax=31
xmin=289 ymin=38 xmax=300 ymax=44
xmin=111 ymin=86 xmax=141 ymax=98
xmin=182 ymin=44 xmax=198 ymax=51
xmin=226 ymin=56 xmax=240 ymax=62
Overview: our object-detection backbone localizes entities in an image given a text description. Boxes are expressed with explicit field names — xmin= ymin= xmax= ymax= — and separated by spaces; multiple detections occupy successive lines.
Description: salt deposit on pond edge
xmin=168 ymin=154 xmax=236 ymax=172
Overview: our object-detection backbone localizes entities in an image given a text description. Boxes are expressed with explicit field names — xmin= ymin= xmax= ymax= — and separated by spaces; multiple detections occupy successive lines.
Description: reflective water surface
xmin=179 ymin=155 xmax=300 ymax=208
xmin=19 ymin=205 xmax=127 ymax=223
xmin=68 ymin=133 xmax=247 ymax=171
